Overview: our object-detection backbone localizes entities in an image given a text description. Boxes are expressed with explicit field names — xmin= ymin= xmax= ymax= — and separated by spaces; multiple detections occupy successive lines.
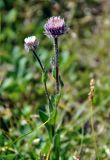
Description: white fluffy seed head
xmin=24 ymin=36 xmax=39 ymax=52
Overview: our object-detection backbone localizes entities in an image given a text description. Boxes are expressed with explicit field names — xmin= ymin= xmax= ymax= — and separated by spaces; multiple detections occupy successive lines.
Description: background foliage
xmin=1 ymin=0 xmax=110 ymax=159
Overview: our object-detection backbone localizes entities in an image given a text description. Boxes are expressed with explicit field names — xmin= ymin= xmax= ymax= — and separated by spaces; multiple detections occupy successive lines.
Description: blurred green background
xmin=1 ymin=0 xmax=110 ymax=159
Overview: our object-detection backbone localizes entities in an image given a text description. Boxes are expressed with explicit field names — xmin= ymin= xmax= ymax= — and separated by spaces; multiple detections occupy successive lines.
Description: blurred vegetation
xmin=1 ymin=0 xmax=110 ymax=159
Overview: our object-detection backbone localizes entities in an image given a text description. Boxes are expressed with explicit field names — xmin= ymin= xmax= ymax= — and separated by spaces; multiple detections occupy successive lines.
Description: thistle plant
xmin=44 ymin=16 xmax=68 ymax=93
xmin=24 ymin=16 xmax=68 ymax=159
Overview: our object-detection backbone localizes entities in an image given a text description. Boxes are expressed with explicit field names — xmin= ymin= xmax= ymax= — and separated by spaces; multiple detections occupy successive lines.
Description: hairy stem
xmin=53 ymin=37 xmax=59 ymax=93
xmin=32 ymin=50 xmax=52 ymax=110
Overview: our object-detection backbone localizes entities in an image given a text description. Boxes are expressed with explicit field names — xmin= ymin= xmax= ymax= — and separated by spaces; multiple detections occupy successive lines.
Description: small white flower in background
xmin=21 ymin=119 xmax=27 ymax=126
xmin=103 ymin=145 xmax=110 ymax=157
xmin=24 ymin=36 xmax=39 ymax=52
xmin=32 ymin=138 xmax=40 ymax=145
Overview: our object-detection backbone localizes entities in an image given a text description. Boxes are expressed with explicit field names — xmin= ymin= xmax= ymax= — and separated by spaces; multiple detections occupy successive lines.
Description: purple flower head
xmin=24 ymin=36 xmax=39 ymax=52
xmin=44 ymin=16 xmax=68 ymax=38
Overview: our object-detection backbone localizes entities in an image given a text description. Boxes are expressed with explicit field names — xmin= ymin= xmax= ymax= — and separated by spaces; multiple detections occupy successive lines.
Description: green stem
xmin=90 ymin=101 xmax=99 ymax=159
xmin=32 ymin=50 xmax=45 ymax=72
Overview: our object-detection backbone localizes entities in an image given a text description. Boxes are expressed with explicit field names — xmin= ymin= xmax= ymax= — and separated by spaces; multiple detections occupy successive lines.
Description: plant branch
xmin=32 ymin=50 xmax=52 ymax=110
